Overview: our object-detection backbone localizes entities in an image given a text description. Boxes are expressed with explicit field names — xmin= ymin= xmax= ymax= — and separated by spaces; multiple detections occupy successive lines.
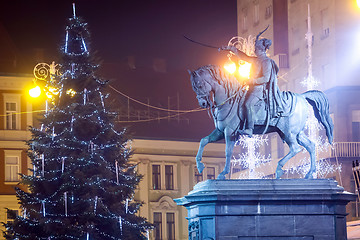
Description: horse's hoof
xmin=217 ymin=174 xmax=226 ymax=180
xmin=305 ymin=172 xmax=314 ymax=179
xmin=196 ymin=162 xmax=205 ymax=174
xmin=275 ymin=169 xmax=284 ymax=179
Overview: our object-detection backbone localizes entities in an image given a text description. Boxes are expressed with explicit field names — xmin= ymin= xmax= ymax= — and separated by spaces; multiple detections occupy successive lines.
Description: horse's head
xmin=188 ymin=69 xmax=214 ymax=108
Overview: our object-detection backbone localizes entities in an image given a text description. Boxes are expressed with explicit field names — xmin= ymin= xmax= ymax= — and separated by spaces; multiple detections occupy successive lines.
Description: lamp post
xmin=224 ymin=35 xmax=255 ymax=79
xmin=30 ymin=62 xmax=60 ymax=112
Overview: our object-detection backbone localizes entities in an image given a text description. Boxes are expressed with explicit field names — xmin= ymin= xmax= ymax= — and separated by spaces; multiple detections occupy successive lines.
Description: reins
xmin=212 ymin=92 xmax=238 ymax=109
xmin=210 ymin=91 xmax=239 ymax=122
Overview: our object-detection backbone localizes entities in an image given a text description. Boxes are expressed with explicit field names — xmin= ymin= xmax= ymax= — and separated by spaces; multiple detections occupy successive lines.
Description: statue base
xmin=175 ymin=179 xmax=355 ymax=240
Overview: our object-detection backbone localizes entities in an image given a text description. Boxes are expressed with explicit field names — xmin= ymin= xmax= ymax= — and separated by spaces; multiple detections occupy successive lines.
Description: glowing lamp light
xmin=238 ymin=62 xmax=251 ymax=79
xmin=66 ymin=89 xmax=76 ymax=97
xmin=29 ymin=86 xmax=41 ymax=98
xmin=224 ymin=60 xmax=236 ymax=74
xmin=357 ymin=0 xmax=360 ymax=8
xmin=48 ymin=86 xmax=59 ymax=95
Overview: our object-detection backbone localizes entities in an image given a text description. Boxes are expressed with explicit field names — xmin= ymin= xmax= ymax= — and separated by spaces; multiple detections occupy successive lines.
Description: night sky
xmin=0 ymin=0 xmax=237 ymax=140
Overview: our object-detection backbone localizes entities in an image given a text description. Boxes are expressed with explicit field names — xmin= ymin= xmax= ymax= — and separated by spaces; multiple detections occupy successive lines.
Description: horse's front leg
xmin=218 ymin=128 xmax=236 ymax=180
xmin=196 ymin=129 xmax=224 ymax=174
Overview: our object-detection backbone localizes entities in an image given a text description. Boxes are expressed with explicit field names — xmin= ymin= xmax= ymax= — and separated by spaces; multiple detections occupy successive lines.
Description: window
xmin=151 ymin=164 xmax=177 ymax=190
xmin=165 ymin=165 xmax=174 ymax=190
xmin=194 ymin=167 xmax=203 ymax=183
xmin=166 ymin=213 xmax=175 ymax=240
xmin=254 ymin=3 xmax=260 ymax=24
xmin=6 ymin=209 xmax=18 ymax=223
xmin=207 ymin=167 xmax=215 ymax=180
xmin=242 ymin=8 xmax=248 ymax=32
xmin=151 ymin=197 xmax=178 ymax=240
xmin=5 ymin=156 xmax=20 ymax=182
xmin=153 ymin=212 xmax=162 ymax=240
xmin=265 ymin=5 xmax=272 ymax=19
xmin=291 ymin=27 xmax=300 ymax=56
xmin=321 ymin=8 xmax=330 ymax=39
xmin=3 ymin=94 xmax=21 ymax=130
xmin=152 ymin=165 xmax=161 ymax=190
xmin=6 ymin=102 xmax=17 ymax=130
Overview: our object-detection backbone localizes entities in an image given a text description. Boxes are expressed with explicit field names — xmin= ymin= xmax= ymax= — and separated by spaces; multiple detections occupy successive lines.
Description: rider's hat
xmin=255 ymin=25 xmax=271 ymax=51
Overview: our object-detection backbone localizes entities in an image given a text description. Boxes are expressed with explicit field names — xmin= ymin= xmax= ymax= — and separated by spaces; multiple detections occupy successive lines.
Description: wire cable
xmin=108 ymin=85 xmax=204 ymax=113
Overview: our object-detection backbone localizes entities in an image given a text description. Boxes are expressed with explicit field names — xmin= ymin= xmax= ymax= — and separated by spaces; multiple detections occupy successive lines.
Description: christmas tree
xmin=3 ymin=7 xmax=150 ymax=240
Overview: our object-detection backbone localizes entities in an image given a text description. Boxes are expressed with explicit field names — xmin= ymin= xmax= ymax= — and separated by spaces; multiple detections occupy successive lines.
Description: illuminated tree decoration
xmin=232 ymin=135 xmax=271 ymax=179
xmin=297 ymin=4 xmax=340 ymax=179
xmin=3 ymin=8 xmax=151 ymax=240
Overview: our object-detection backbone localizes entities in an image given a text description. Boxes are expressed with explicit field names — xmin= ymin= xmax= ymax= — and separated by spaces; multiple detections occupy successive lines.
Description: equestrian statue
xmin=189 ymin=27 xmax=333 ymax=180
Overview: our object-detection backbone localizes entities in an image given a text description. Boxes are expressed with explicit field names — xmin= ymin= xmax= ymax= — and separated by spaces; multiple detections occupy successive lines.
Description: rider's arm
xmin=220 ymin=46 xmax=256 ymax=64
xmin=253 ymin=59 xmax=272 ymax=85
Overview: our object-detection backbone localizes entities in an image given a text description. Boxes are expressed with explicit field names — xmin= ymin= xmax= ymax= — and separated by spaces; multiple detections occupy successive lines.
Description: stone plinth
xmin=175 ymin=179 xmax=356 ymax=240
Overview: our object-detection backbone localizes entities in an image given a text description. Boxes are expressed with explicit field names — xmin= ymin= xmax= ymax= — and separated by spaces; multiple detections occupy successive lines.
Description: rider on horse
xmin=221 ymin=26 xmax=287 ymax=137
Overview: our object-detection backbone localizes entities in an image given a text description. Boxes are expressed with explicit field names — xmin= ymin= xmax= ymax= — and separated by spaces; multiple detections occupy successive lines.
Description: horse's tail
xmin=302 ymin=90 xmax=334 ymax=144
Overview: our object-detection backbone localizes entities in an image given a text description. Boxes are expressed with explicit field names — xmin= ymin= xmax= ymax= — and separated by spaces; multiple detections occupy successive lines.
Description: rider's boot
xmin=240 ymin=107 xmax=254 ymax=137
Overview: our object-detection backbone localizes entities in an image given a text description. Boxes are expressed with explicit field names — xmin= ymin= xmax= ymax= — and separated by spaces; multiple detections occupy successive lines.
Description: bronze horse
xmin=189 ymin=65 xmax=333 ymax=180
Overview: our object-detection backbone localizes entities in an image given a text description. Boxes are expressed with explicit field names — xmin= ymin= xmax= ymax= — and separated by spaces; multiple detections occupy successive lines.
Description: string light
xmin=7 ymin=11 xmax=151 ymax=240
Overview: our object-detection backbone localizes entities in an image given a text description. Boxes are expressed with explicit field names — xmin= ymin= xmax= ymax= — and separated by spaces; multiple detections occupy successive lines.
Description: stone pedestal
xmin=175 ymin=179 xmax=356 ymax=240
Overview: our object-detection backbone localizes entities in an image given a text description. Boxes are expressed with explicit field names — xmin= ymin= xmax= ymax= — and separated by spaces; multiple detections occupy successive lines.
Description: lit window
xmin=5 ymin=156 xmax=20 ymax=182
xmin=166 ymin=213 xmax=175 ymax=240
xmin=207 ymin=167 xmax=215 ymax=180
xmin=152 ymin=165 xmax=161 ymax=190
xmin=194 ymin=167 xmax=203 ymax=183
xmin=153 ymin=212 xmax=162 ymax=240
xmin=165 ymin=165 xmax=174 ymax=190
xmin=6 ymin=102 xmax=17 ymax=130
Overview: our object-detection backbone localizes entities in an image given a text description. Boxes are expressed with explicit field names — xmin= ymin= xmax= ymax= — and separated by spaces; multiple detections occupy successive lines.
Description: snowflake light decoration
xmin=232 ymin=135 xmax=271 ymax=179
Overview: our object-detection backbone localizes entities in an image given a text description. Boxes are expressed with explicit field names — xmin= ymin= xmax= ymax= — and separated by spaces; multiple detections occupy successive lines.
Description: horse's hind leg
xmin=297 ymin=131 xmax=316 ymax=179
xmin=275 ymin=135 xmax=302 ymax=179
xmin=196 ymin=129 xmax=224 ymax=174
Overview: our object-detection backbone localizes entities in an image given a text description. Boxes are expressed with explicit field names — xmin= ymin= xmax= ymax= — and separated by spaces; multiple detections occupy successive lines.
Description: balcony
xmin=330 ymin=142 xmax=360 ymax=158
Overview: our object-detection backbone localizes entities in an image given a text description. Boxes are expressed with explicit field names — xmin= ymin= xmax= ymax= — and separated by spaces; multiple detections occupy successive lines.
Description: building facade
xmin=0 ymin=81 xmax=229 ymax=240
xmin=131 ymin=139 xmax=230 ymax=240
xmin=0 ymin=75 xmax=33 ymax=234
xmin=236 ymin=0 xmax=360 ymax=219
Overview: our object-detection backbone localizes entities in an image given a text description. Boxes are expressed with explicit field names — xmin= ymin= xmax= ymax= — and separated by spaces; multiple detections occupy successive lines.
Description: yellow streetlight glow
xmin=29 ymin=86 xmax=41 ymax=98
xmin=48 ymin=86 xmax=59 ymax=95
xmin=66 ymin=89 xmax=76 ymax=97
xmin=238 ymin=62 xmax=252 ymax=79
xmin=357 ymin=0 xmax=360 ymax=8
xmin=224 ymin=60 xmax=236 ymax=74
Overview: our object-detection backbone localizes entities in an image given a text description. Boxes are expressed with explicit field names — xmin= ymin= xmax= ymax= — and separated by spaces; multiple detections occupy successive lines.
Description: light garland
xmin=7 ymin=11 xmax=151 ymax=240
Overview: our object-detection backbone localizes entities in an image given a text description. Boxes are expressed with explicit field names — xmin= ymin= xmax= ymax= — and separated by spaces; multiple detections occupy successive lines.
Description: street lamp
xmin=29 ymin=61 xmax=60 ymax=99
xmin=223 ymin=35 xmax=255 ymax=80
xmin=29 ymin=85 xmax=41 ymax=98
